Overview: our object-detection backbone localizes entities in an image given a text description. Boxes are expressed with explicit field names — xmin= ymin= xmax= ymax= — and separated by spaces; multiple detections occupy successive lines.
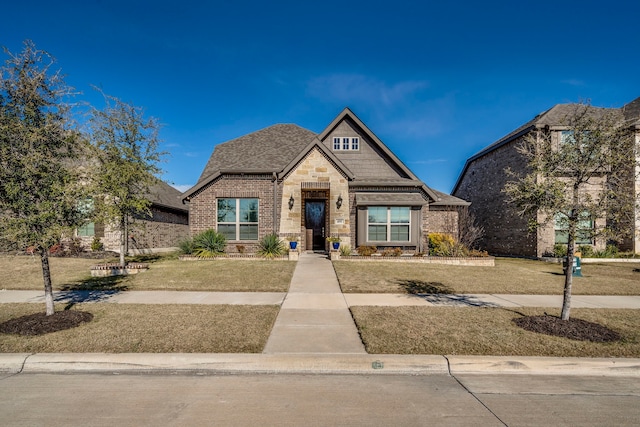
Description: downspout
xmin=272 ymin=172 xmax=278 ymax=235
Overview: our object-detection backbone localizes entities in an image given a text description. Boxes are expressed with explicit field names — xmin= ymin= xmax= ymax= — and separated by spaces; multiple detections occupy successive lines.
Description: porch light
xmin=288 ymin=194 xmax=295 ymax=210
xmin=336 ymin=194 xmax=343 ymax=209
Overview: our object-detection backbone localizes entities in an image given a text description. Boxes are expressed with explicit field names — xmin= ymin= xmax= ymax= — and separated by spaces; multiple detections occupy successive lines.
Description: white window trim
xmin=366 ymin=206 xmax=411 ymax=242
xmin=332 ymin=136 xmax=360 ymax=151
xmin=217 ymin=198 xmax=259 ymax=241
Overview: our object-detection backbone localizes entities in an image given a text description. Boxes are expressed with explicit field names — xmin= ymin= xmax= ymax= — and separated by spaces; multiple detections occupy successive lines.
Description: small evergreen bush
xmin=257 ymin=233 xmax=286 ymax=258
xmin=178 ymin=237 xmax=195 ymax=255
xmin=192 ymin=229 xmax=226 ymax=257
xmin=339 ymin=244 xmax=352 ymax=256
xmin=91 ymin=236 xmax=104 ymax=252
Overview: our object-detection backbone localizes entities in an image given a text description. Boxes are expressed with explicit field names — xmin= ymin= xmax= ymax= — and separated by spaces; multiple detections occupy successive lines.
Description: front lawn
xmin=0 ymin=255 xmax=296 ymax=292
xmin=0 ymin=303 xmax=279 ymax=353
xmin=350 ymin=306 xmax=640 ymax=357
xmin=334 ymin=258 xmax=640 ymax=295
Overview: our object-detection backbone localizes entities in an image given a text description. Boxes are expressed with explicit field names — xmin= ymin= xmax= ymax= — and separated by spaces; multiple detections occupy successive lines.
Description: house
xmin=77 ymin=180 xmax=190 ymax=253
xmin=182 ymin=108 xmax=468 ymax=253
xmin=452 ymin=98 xmax=640 ymax=257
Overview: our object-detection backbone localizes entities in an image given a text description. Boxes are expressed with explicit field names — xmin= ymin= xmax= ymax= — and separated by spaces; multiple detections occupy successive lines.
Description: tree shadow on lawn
xmin=57 ymin=275 xmax=129 ymax=308
xmin=396 ymin=279 xmax=498 ymax=307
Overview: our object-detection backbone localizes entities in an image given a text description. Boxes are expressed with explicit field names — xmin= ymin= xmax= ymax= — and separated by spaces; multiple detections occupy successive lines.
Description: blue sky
xmin=3 ymin=0 xmax=639 ymax=194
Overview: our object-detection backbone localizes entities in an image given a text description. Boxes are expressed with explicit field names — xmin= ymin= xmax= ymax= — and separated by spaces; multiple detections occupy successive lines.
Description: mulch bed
xmin=0 ymin=311 xmax=93 ymax=336
xmin=513 ymin=315 xmax=621 ymax=342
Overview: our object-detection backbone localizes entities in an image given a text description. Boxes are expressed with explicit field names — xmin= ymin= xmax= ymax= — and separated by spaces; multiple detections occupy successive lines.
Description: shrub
xmin=178 ymin=237 xmax=195 ymax=255
xmin=595 ymin=244 xmax=619 ymax=258
xmin=381 ymin=247 xmax=403 ymax=257
xmin=428 ymin=233 xmax=456 ymax=256
xmin=339 ymin=244 xmax=352 ymax=256
xmin=257 ymin=233 xmax=286 ymax=258
xmin=356 ymin=245 xmax=377 ymax=256
xmin=577 ymin=245 xmax=594 ymax=258
xmin=66 ymin=237 xmax=84 ymax=256
xmin=192 ymin=229 xmax=226 ymax=257
xmin=468 ymin=249 xmax=489 ymax=257
xmin=91 ymin=236 xmax=104 ymax=252
xmin=552 ymin=244 xmax=567 ymax=258
xmin=236 ymin=245 xmax=245 ymax=254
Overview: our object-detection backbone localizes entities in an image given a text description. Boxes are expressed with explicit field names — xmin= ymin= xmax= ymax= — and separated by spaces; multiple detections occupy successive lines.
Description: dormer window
xmin=332 ymin=136 xmax=359 ymax=151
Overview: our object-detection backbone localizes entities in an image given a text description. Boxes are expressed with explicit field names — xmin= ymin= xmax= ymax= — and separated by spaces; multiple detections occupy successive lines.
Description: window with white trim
xmin=332 ymin=137 xmax=360 ymax=151
xmin=217 ymin=198 xmax=259 ymax=241
xmin=367 ymin=206 xmax=410 ymax=242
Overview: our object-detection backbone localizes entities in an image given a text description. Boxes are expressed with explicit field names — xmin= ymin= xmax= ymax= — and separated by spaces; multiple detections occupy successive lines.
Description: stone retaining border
xmin=178 ymin=255 xmax=291 ymax=261
xmin=90 ymin=263 xmax=149 ymax=277
xmin=336 ymin=255 xmax=495 ymax=266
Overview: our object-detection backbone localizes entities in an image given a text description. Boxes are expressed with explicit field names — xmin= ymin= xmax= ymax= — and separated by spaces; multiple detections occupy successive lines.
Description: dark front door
xmin=305 ymin=200 xmax=326 ymax=250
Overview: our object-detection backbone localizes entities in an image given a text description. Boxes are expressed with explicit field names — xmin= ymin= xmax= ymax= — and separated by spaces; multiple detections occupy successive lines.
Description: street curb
xmin=1 ymin=353 xmax=447 ymax=375
xmin=2 ymin=353 xmax=639 ymax=376
xmin=446 ymin=356 xmax=640 ymax=377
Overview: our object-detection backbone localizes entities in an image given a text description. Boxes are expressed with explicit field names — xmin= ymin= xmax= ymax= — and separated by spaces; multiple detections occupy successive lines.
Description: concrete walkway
xmin=1 ymin=289 xmax=639 ymax=309
xmin=263 ymin=252 xmax=366 ymax=354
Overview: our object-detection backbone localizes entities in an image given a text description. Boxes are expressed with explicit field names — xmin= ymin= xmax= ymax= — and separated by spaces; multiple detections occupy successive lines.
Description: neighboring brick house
xmin=77 ymin=180 xmax=189 ymax=253
xmin=182 ymin=108 xmax=468 ymax=253
xmin=452 ymin=98 xmax=640 ymax=257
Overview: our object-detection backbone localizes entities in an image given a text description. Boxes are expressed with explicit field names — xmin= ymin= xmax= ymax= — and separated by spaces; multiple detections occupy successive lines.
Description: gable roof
xmin=197 ymin=123 xmax=317 ymax=181
xmin=452 ymin=99 xmax=637 ymax=194
xmin=317 ymin=107 xmax=421 ymax=182
xmin=183 ymin=108 xmax=468 ymax=206
xmin=148 ymin=180 xmax=188 ymax=213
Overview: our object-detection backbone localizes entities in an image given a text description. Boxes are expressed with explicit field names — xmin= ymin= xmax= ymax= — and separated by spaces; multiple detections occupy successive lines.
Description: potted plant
xmin=327 ymin=236 xmax=341 ymax=250
xmin=289 ymin=235 xmax=299 ymax=250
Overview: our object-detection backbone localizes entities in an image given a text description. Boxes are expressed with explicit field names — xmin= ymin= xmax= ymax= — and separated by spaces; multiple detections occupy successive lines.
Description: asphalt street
xmin=1 ymin=372 xmax=638 ymax=426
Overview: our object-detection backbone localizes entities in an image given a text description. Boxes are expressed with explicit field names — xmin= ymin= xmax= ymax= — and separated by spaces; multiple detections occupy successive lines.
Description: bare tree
xmin=504 ymin=101 xmax=638 ymax=320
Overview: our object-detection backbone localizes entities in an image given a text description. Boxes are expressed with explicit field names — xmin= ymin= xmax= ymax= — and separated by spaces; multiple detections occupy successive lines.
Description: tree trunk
xmin=40 ymin=250 xmax=55 ymax=316
xmin=561 ymin=240 xmax=574 ymax=320
xmin=119 ymin=215 xmax=126 ymax=267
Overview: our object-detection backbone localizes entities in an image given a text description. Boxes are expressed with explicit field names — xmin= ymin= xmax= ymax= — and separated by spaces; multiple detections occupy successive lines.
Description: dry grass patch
xmin=0 ymin=255 xmax=100 ymax=290
xmin=335 ymin=258 xmax=640 ymax=295
xmin=350 ymin=306 xmax=640 ymax=357
xmin=0 ymin=303 xmax=279 ymax=353
xmin=0 ymin=255 xmax=296 ymax=292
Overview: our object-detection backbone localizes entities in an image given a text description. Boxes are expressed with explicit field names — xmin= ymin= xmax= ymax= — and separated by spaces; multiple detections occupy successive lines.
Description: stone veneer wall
xmin=100 ymin=206 xmax=189 ymax=252
xmin=453 ymin=134 xmax=537 ymax=256
xmin=189 ymin=174 xmax=276 ymax=253
xmin=279 ymin=148 xmax=351 ymax=249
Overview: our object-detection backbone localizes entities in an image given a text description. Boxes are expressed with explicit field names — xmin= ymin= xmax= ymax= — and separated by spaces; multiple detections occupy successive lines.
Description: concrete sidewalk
xmin=2 ymin=289 xmax=639 ymax=309
xmin=263 ymin=252 xmax=365 ymax=354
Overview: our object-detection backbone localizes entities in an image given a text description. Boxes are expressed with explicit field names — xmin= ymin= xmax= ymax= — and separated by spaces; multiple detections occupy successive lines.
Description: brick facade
xmin=189 ymin=174 xmax=277 ymax=253
xmin=454 ymin=135 xmax=538 ymax=256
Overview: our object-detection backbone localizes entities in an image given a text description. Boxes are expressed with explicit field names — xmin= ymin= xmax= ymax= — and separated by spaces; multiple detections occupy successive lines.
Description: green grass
xmin=0 ymin=303 xmax=279 ymax=353
xmin=334 ymin=257 xmax=640 ymax=295
xmin=0 ymin=254 xmax=296 ymax=292
xmin=350 ymin=306 xmax=640 ymax=357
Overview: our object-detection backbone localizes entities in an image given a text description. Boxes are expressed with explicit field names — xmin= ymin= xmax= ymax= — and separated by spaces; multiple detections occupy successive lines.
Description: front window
xmin=77 ymin=198 xmax=95 ymax=237
xmin=217 ymin=198 xmax=259 ymax=240
xmin=367 ymin=206 xmax=410 ymax=242
xmin=554 ymin=211 xmax=593 ymax=245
